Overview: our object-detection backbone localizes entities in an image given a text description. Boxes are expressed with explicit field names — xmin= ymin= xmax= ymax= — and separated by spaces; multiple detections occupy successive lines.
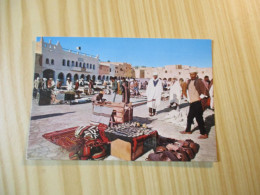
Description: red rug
xmin=42 ymin=127 xmax=81 ymax=151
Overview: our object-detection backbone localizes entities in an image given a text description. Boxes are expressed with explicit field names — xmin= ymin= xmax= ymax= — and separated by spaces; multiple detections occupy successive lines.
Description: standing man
xmin=146 ymin=72 xmax=163 ymax=116
xmin=180 ymin=71 xmax=209 ymax=139
xmin=121 ymin=77 xmax=130 ymax=104
xmin=56 ymin=79 xmax=62 ymax=89
xmin=88 ymin=80 xmax=93 ymax=95
xmin=203 ymin=75 xmax=210 ymax=90
xmin=133 ymin=79 xmax=139 ymax=96
xmin=42 ymin=78 xmax=47 ymax=89
xmin=179 ymin=78 xmax=188 ymax=99
xmin=33 ymin=77 xmax=40 ymax=98
xmin=47 ymin=78 xmax=55 ymax=89
xmin=169 ymin=78 xmax=182 ymax=110
xmin=66 ymin=78 xmax=73 ymax=91
xmin=111 ymin=77 xmax=118 ymax=102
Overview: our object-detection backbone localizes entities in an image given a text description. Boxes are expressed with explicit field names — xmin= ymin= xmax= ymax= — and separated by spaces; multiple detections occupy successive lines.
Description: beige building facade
xmin=113 ymin=62 xmax=132 ymax=78
xmin=134 ymin=65 xmax=212 ymax=80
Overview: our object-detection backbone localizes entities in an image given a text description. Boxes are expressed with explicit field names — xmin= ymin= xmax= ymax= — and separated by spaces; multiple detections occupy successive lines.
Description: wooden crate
xmin=110 ymin=133 xmax=157 ymax=161
xmin=111 ymin=139 xmax=143 ymax=161
xmin=103 ymin=102 xmax=133 ymax=124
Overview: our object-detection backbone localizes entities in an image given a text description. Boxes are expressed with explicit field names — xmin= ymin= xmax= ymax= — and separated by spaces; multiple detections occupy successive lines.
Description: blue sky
xmin=37 ymin=37 xmax=212 ymax=68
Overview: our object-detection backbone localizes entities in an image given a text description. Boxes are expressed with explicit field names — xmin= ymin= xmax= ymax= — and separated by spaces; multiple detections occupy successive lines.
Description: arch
xmin=92 ymin=75 xmax=96 ymax=82
xmin=74 ymin=74 xmax=79 ymax=82
xmin=66 ymin=73 xmax=72 ymax=81
xmin=43 ymin=69 xmax=55 ymax=79
xmin=58 ymin=72 xmax=65 ymax=84
xmin=163 ymin=78 xmax=167 ymax=80
xmin=79 ymin=62 xmax=82 ymax=67
xmin=106 ymin=76 xmax=109 ymax=81
xmin=102 ymin=75 xmax=106 ymax=80
xmin=80 ymin=74 xmax=85 ymax=79
xmin=86 ymin=75 xmax=91 ymax=81
xmin=67 ymin=60 xmax=70 ymax=66
xmin=98 ymin=75 xmax=101 ymax=80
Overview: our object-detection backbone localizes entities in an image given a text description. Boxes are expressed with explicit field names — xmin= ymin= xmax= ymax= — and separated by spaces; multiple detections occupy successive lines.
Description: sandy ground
xmin=27 ymin=91 xmax=216 ymax=161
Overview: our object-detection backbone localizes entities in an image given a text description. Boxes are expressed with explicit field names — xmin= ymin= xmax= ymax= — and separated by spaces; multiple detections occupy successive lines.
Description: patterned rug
xmin=42 ymin=126 xmax=82 ymax=151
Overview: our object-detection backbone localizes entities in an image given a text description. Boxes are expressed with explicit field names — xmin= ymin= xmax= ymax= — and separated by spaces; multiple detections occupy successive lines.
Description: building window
xmin=83 ymin=63 xmax=85 ymax=68
xmin=62 ymin=59 xmax=65 ymax=66
xmin=79 ymin=62 xmax=82 ymax=67
xmin=76 ymin=62 xmax=78 ymax=67
xmin=72 ymin=61 xmax=74 ymax=66
xmin=46 ymin=58 xmax=49 ymax=64
xmin=202 ymin=71 xmax=204 ymax=74
xmin=90 ymin=64 xmax=92 ymax=69
xmin=165 ymin=70 xmax=167 ymax=73
xmin=87 ymin=63 xmax=89 ymax=69
xmin=67 ymin=60 xmax=70 ymax=66
xmin=110 ymin=68 xmax=111 ymax=72
xmin=179 ymin=72 xmax=181 ymax=75
xmin=51 ymin=59 xmax=54 ymax=65
xmin=93 ymin=65 xmax=95 ymax=70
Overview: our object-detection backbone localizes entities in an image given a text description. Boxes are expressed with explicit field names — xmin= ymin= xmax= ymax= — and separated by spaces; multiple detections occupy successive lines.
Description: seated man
xmin=91 ymin=91 xmax=105 ymax=104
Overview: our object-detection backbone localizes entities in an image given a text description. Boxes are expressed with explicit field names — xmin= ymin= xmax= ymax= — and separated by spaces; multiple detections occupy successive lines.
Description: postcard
xmin=27 ymin=37 xmax=216 ymax=161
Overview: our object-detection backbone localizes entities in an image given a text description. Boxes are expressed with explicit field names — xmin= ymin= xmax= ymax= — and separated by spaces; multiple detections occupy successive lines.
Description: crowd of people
xmin=33 ymin=72 xmax=214 ymax=139
xmin=146 ymin=72 xmax=213 ymax=139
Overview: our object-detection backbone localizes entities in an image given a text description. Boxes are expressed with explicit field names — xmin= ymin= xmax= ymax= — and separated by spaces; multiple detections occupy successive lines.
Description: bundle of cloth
xmin=69 ymin=125 xmax=110 ymax=160
xmin=146 ymin=135 xmax=200 ymax=161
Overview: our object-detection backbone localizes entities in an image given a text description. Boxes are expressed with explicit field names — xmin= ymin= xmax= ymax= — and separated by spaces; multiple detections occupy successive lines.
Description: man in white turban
xmin=146 ymin=72 xmax=163 ymax=116
xmin=66 ymin=78 xmax=73 ymax=91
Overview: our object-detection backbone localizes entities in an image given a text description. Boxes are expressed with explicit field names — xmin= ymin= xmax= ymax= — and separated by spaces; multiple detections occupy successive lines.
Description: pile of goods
xmin=69 ymin=125 xmax=110 ymax=160
xmin=146 ymin=136 xmax=200 ymax=162
xmin=164 ymin=109 xmax=189 ymax=128
xmin=43 ymin=123 xmax=200 ymax=161
xmin=105 ymin=122 xmax=153 ymax=137
xmin=104 ymin=122 xmax=158 ymax=161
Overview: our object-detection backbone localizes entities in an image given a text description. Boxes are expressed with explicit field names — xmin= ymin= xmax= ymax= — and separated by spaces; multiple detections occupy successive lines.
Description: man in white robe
xmin=146 ymin=72 xmax=163 ymax=116
xmin=169 ymin=78 xmax=182 ymax=110
xmin=66 ymin=78 xmax=73 ymax=91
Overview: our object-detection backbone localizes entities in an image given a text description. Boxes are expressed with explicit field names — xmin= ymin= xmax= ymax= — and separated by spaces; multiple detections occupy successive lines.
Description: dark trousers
xmin=186 ymin=101 xmax=206 ymax=135
xmin=149 ymin=108 xmax=156 ymax=114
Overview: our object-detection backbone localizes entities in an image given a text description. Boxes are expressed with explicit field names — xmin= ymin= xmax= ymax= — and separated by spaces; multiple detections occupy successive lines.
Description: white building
xmin=34 ymin=38 xmax=100 ymax=85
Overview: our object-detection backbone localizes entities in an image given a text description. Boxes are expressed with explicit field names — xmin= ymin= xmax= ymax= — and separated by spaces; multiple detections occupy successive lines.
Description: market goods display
xmin=105 ymin=122 xmax=154 ymax=137
xmin=146 ymin=135 xmax=200 ymax=162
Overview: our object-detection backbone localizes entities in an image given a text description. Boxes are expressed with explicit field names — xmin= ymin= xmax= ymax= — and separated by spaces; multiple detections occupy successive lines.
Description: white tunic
xmin=66 ymin=81 xmax=73 ymax=91
xmin=169 ymin=81 xmax=182 ymax=105
xmin=146 ymin=79 xmax=163 ymax=109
